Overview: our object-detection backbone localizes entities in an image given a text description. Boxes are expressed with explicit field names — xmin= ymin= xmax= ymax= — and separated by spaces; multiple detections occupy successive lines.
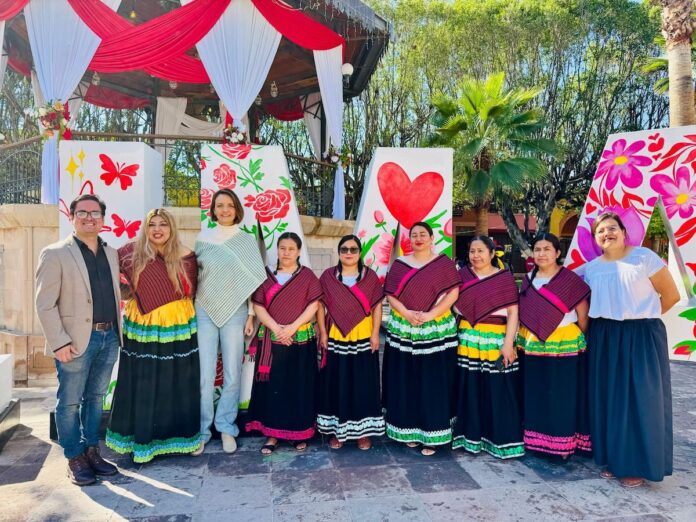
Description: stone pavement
xmin=1 ymin=362 xmax=695 ymax=522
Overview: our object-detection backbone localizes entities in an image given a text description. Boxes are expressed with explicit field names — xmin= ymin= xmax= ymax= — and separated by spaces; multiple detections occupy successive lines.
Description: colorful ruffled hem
xmin=245 ymin=421 xmax=315 ymax=441
xmin=452 ymin=436 xmax=524 ymax=459
xmin=524 ymin=430 xmax=592 ymax=457
xmin=105 ymin=429 xmax=202 ymax=463
xmin=385 ymin=421 xmax=454 ymax=446
xmin=317 ymin=415 xmax=385 ymax=442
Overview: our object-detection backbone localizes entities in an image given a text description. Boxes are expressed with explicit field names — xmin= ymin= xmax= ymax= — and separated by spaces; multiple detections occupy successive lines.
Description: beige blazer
xmin=35 ymin=235 xmax=122 ymax=357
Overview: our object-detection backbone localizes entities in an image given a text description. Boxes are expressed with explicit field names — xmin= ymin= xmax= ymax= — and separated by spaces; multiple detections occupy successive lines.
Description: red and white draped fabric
xmin=315 ymin=45 xmax=345 ymax=219
xmin=25 ymin=0 xmax=119 ymax=203
xmin=183 ymin=0 xmax=280 ymax=131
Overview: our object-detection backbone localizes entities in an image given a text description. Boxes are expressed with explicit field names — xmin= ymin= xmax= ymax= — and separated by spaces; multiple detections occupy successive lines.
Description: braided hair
xmin=336 ymin=234 xmax=364 ymax=282
xmin=525 ymin=232 xmax=562 ymax=292
xmin=275 ymin=232 xmax=303 ymax=275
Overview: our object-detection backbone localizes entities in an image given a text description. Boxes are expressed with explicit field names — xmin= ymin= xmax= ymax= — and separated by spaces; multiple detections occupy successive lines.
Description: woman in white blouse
xmin=579 ymin=211 xmax=679 ymax=487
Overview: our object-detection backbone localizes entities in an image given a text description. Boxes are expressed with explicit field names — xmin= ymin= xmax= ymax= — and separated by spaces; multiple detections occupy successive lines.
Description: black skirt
xmin=382 ymin=310 xmax=458 ymax=446
xmin=588 ymin=318 xmax=672 ymax=481
xmin=317 ymin=320 xmax=384 ymax=441
xmin=245 ymin=325 xmax=318 ymax=441
xmin=106 ymin=299 xmax=201 ymax=463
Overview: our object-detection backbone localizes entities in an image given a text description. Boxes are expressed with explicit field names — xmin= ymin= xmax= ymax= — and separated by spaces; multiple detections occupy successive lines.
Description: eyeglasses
xmin=339 ymin=246 xmax=360 ymax=254
xmin=74 ymin=210 xmax=103 ymax=219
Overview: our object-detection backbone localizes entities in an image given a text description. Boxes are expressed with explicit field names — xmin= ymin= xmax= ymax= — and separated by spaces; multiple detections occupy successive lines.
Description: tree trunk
xmin=474 ymin=203 xmax=489 ymax=236
xmin=658 ymin=0 xmax=696 ymax=126
xmin=500 ymin=201 xmax=533 ymax=259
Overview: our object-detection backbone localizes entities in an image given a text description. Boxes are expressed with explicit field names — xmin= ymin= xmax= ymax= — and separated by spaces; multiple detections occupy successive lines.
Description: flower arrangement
xmin=27 ymin=101 xmax=71 ymax=141
xmin=324 ymin=143 xmax=353 ymax=169
xmin=223 ymin=124 xmax=247 ymax=145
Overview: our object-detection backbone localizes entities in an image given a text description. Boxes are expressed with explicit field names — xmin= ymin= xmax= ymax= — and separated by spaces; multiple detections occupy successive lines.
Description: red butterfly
xmin=99 ymin=154 xmax=139 ymax=191
xmin=111 ymin=213 xmax=141 ymax=239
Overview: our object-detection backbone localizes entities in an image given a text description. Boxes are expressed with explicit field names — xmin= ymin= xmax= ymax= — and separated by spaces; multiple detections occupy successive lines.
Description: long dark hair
xmin=336 ymin=234 xmax=364 ymax=282
xmin=527 ymin=232 xmax=562 ymax=289
xmin=468 ymin=235 xmax=504 ymax=270
xmin=275 ymin=232 xmax=302 ymax=273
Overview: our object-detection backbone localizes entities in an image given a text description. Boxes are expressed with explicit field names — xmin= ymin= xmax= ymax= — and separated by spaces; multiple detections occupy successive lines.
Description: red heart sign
xmin=377 ymin=162 xmax=444 ymax=229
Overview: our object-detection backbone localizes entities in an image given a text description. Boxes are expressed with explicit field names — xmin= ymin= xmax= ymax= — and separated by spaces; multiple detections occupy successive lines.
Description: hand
xmin=54 ymin=344 xmax=79 ymax=363
xmin=500 ymin=344 xmax=516 ymax=368
xmin=275 ymin=325 xmax=294 ymax=346
xmin=404 ymin=310 xmax=423 ymax=326
xmin=319 ymin=331 xmax=329 ymax=351
xmin=370 ymin=333 xmax=381 ymax=353
xmin=418 ymin=311 xmax=434 ymax=323
xmin=244 ymin=316 xmax=255 ymax=337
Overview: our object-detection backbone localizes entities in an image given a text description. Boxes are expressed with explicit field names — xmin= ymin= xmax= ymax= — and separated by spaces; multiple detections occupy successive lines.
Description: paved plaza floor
xmin=1 ymin=361 xmax=695 ymax=521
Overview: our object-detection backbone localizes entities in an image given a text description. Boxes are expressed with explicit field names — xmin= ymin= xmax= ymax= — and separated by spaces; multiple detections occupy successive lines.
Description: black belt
xmin=92 ymin=322 xmax=113 ymax=331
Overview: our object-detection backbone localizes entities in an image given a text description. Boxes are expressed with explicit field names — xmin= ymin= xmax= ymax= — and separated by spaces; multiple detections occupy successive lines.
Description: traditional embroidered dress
xmin=579 ymin=247 xmax=672 ymax=481
xmin=453 ymin=266 xmax=523 ymax=459
xmin=317 ymin=267 xmax=385 ymax=442
xmin=382 ymin=255 xmax=460 ymax=446
xmin=517 ymin=267 xmax=591 ymax=457
xmin=106 ymin=243 xmax=201 ymax=463
xmin=245 ymin=266 xmax=323 ymax=440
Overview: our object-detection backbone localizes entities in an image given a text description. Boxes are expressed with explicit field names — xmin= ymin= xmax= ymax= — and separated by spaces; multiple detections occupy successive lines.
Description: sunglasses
xmin=339 ymin=246 xmax=360 ymax=254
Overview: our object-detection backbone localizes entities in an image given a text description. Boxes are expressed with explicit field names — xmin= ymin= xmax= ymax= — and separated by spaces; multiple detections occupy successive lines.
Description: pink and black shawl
xmin=251 ymin=266 xmax=323 ymax=381
xmin=383 ymin=255 xmax=460 ymax=311
xmin=519 ymin=267 xmax=590 ymax=342
xmin=455 ymin=266 xmax=518 ymax=326
xmin=118 ymin=242 xmax=198 ymax=315
xmin=320 ymin=267 xmax=384 ymax=337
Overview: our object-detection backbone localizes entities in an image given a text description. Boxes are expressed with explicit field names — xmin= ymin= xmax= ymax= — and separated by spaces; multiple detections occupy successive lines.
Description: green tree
xmin=429 ymin=72 xmax=559 ymax=254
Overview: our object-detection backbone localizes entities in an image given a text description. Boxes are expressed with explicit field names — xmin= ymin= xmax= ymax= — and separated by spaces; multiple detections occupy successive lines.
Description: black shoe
xmin=85 ymin=446 xmax=118 ymax=476
xmin=67 ymin=454 xmax=96 ymax=486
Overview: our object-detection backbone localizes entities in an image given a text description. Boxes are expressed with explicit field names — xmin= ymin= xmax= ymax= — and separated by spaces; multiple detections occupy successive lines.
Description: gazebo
xmin=0 ymin=0 xmax=390 ymax=218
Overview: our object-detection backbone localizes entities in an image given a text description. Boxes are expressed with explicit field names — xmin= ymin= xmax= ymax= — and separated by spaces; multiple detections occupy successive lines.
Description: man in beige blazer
xmin=36 ymin=194 xmax=122 ymax=486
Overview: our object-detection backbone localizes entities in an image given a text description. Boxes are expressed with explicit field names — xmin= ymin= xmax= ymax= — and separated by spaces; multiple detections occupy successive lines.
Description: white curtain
xmin=185 ymin=0 xmax=280 ymax=131
xmin=180 ymin=100 xmax=226 ymax=136
xmin=155 ymin=96 xmax=187 ymax=159
xmin=0 ymin=21 xmax=6 ymax=94
xmin=302 ymin=92 xmax=327 ymax=161
xmin=25 ymin=0 xmax=103 ymax=203
xmin=314 ymin=46 xmax=345 ymax=219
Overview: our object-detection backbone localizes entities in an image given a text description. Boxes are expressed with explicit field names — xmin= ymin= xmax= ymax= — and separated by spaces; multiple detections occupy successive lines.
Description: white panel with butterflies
xmin=58 ymin=141 xmax=163 ymax=247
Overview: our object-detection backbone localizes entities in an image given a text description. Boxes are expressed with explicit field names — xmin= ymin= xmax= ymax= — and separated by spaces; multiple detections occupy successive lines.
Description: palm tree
xmin=652 ymin=0 xmax=696 ymax=126
xmin=429 ymin=72 xmax=559 ymax=238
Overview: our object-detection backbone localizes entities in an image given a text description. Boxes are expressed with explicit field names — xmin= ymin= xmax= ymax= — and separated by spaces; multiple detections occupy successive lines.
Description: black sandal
xmin=260 ymin=439 xmax=278 ymax=455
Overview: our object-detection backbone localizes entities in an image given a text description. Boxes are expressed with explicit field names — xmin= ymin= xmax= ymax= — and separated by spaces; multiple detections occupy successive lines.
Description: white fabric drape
xmin=180 ymin=100 xmax=226 ymax=136
xmin=302 ymin=92 xmax=327 ymax=161
xmin=25 ymin=0 xmax=103 ymax=203
xmin=186 ymin=0 xmax=280 ymax=131
xmin=155 ymin=96 xmax=187 ymax=159
xmin=0 ymin=21 xmax=6 ymax=94
xmin=314 ymin=46 xmax=345 ymax=219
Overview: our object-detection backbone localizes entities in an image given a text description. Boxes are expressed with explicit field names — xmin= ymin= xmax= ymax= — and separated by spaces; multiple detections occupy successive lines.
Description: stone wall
xmin=0 ymin=204 xmax=355 ymax=386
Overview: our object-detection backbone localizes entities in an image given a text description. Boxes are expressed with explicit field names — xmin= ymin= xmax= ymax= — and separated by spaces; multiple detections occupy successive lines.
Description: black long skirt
xmin=517 ymin=324 xmax=592 ymax=457
xmin=588 ymin=318 xmax=672 ymax=481
xmin=317 ymin=319 xmax=384 ymax=442
xmin=106 ymin=299 xmax=201 ymax=463
xmin=382 ymin=310 xmax=458 ymax=446
xmin=246 ymin=325 xmax=318 ymax=441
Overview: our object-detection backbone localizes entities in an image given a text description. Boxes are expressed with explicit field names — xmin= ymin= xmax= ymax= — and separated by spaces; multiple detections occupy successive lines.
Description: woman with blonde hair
xmin=106 ymin=208 xmax=201 ymax=463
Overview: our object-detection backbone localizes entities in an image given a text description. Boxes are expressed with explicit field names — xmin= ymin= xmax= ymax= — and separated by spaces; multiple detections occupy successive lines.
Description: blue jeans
xmin=55 ymin=327 xmax=119 ymax=459
xmin=196 ymin=303 xmax=247 ymax=442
